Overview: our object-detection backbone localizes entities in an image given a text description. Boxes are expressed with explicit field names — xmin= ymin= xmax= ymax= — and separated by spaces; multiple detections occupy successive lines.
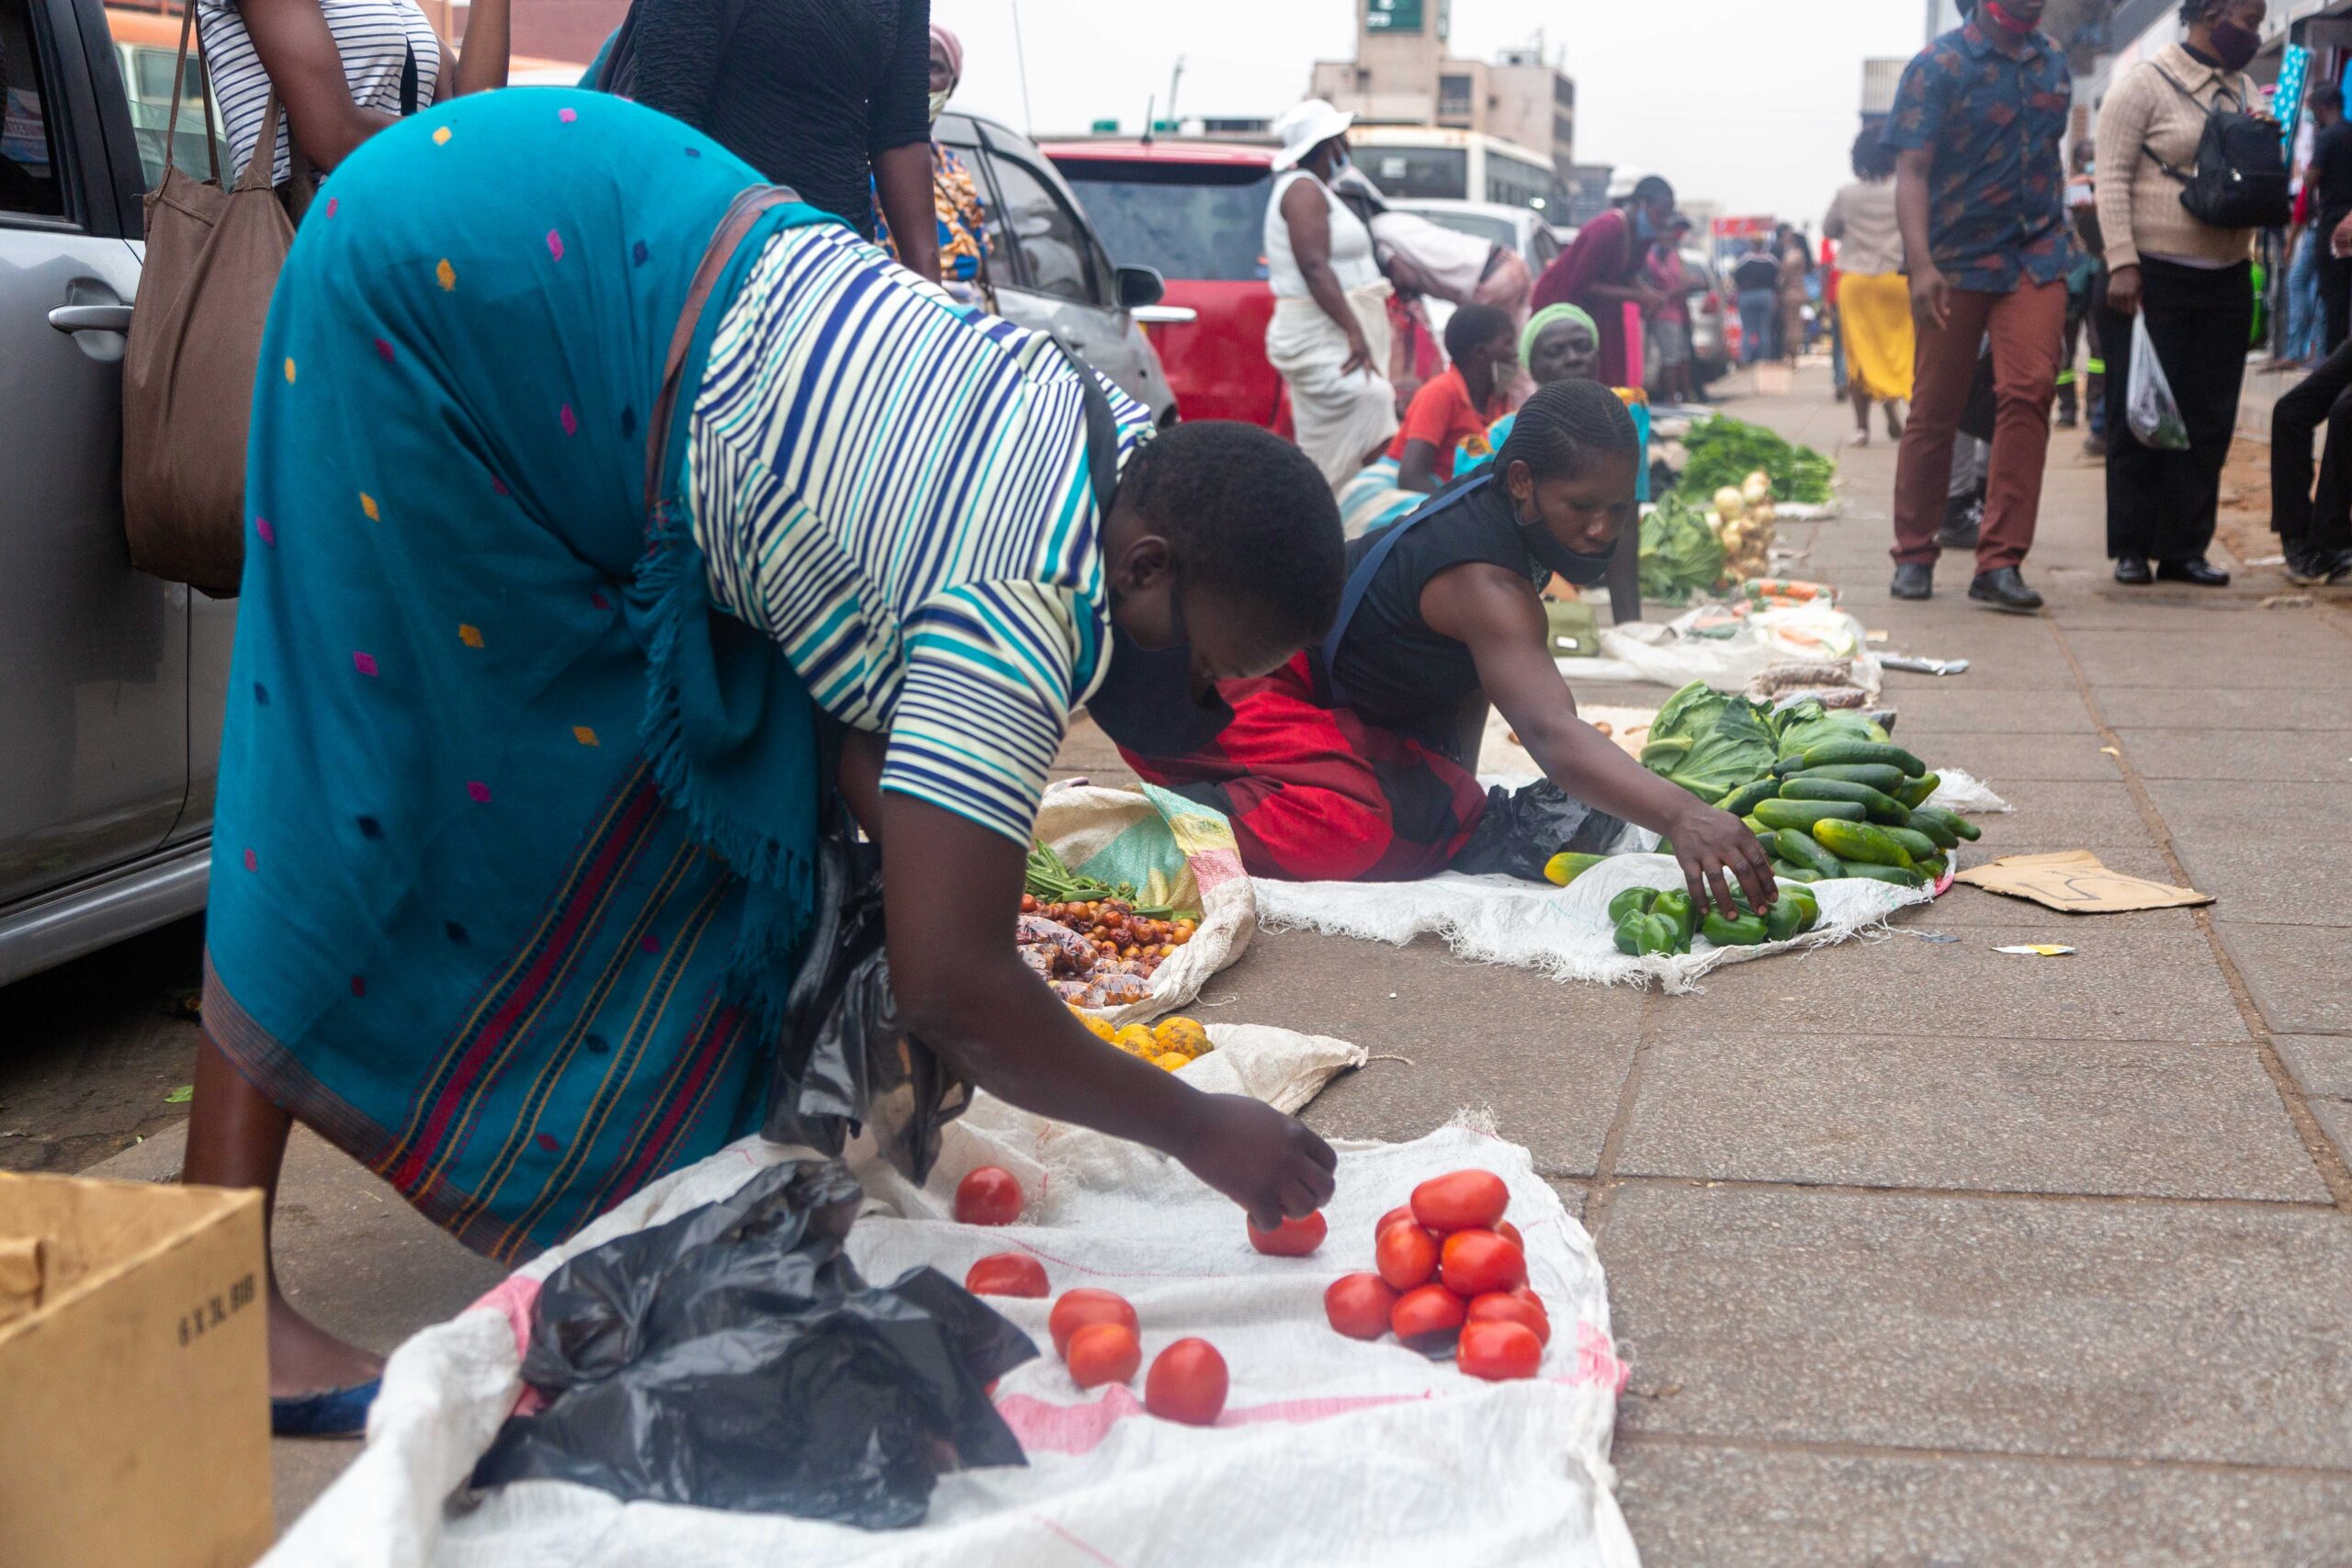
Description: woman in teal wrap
xmin=188 ymin=87 xmax=1343 ymax=1431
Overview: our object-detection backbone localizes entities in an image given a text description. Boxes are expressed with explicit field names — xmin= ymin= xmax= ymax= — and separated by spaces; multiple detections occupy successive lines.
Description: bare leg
xmin=182 ymin=1034 xmax=383 ymax=1396
xmin=1849 ymin=385 xmax=1873 ymax=446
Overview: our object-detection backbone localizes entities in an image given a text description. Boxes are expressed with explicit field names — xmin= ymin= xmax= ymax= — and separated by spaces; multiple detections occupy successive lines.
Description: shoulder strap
xmin=163 ymin=0 xmax=221 ymax=185
xmin=645 ymin=185 xmax=805 ymax=520
xmin=1057 ymin=344 xmax=1121 ymax=523
xmin=1317 ymin=473 xmax=1489 ymax=708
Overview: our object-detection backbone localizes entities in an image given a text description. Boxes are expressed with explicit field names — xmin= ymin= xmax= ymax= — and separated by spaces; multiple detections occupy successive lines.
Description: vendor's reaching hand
xmin=1175 ymin=1094 xmax=1338 ymax=1232
xmin=1668 ymin=801 xmax=1778 ymax=920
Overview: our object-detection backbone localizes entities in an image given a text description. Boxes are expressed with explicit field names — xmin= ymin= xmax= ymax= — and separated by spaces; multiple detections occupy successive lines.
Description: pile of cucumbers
xmin=1610 ymin=881 xmax=1821 ymax=957
xmin=1715 ymin=738 xmax=1981 ymax=890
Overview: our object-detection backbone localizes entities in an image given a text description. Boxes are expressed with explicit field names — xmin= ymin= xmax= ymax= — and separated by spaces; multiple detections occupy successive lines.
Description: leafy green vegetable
xmin=1770 ymin=698 xmax=1888 ymax=755
xmin=1644 ymin=680 xmax=1778 ymax=801
xmin=1677 ymin=416 xmax=1835 ymax=506
xmin=1637 ymin=493 xmax=1726 ymax=604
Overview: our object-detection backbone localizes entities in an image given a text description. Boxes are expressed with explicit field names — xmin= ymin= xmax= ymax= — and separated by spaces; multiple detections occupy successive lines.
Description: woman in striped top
xmin=184 ymin=90 xmax=1342 ymax=1430
xmin=196 ymin=0 xmax=508 ymax=186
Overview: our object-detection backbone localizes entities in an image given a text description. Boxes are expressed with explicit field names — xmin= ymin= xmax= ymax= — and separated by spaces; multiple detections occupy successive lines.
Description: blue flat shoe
xmin=271 ymin=1379 xmax=380 ymax=1438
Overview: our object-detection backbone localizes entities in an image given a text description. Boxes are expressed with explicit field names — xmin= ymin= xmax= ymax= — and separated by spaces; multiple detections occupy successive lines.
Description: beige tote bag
xmin=120 ymin=3 xmax=297 ymax=598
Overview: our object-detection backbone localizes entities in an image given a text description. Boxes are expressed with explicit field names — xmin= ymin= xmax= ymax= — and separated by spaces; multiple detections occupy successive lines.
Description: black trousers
xmin=2270 ymin=336 xmax=2352 ymax=556
xmin=2095 ymin=257 xmax=2253 ymax=563
xmin=2324 ymin=231 xmax=2352 ymax=355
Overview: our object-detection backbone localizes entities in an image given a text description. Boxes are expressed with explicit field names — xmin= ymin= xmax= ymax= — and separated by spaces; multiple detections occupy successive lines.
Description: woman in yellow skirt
xmin=1824 ymin=124 xmax=1913 ymax=446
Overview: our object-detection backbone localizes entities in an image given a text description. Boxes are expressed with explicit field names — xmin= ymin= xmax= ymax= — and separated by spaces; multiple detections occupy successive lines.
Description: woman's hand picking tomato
xmin=1324 ymin=1273 xmax=1399 ymax=1339
xmin=1067 ymin=1323 xmax=1143 ymax=1389
xmin=1439 ymin=1228 xmax=1527 ymax=1297
xmin=1457 ymin=1319 xmax=1542 ymax=1381
xmin=1409 ymin=1169 xmax=1509 ymax=1234
xmin=1390 ymin=1282 xmax=1467 ymax=1350
xmin=1374 ymin=1219 xmax=1439 ymax=1290
xmin=1145 ymin=1337 xmax=1228 ymax=1426
xmin=965 ymin=1252 xmax=1048 ymax=1298
xmin=1048 ymin=1289 xmax=1139 ymax=1359
xmin=1465 ymin=1291 xmax=1549 ymax=1347
xmin=1247 ymin=1211 xmax=1328 ymax=1257
xmin=955 ymin=1166 xmax=1023 ymax=1226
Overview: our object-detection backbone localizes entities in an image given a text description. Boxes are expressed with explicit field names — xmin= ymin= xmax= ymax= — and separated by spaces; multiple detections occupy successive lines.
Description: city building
xmin=1307 ymin=0 xmax=1576 ymax=179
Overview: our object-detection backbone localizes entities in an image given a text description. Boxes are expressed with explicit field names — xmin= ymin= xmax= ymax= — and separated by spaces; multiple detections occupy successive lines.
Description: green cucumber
xmin=1813 ymin=818 xmax=1913 ymax=868
xmin=1917 ymin=852 xmax=1950 ymax=881
xmin=1882 ymin=827 xmax=1942 ymax=863
xmin=1911 ymin=804 xmax=1980 ymax=842
xmin=1784 ymin=762 xmax=1905 ymax=794
xmin=1780 ymin=776 xmax=1912 ymax=825
xmin=1837 ymin=861 xmax=1927 ymax=888
xmin=1793 ymin=739 xmax=1927 ymax=777
xmin=1905 ymin=812 xmax=1960 ymax=850
xmin=1771 ymin=828 xmax=1846 ymax=880
xmin=1752 ymin=797 xmax=1868 ymax=832
xmin=1777 ymin=885 xmax=1822 ymax=930
xmin=1770 ymin=859 xmax=1821 ymax=884
xmin=1896 ymin=772 xmax=1941 ymax=808
xmin=1715 ymin=777 xmax=1781 ymax=817
xmin=1608 ymin=887 xmax=1659 ymax=926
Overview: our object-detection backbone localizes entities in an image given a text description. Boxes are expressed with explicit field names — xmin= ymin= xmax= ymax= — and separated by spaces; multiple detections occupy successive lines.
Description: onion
xmin=1713 ymin=487 xmax=1747 ymax=520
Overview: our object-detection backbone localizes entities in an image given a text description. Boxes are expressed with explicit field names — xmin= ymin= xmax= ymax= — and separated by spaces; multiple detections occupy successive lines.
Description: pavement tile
xmin=1879 ymin=687 xmax=2098 ymax=734
xmin=1599 ymin=1183 xmax=2352 ymax=1467
xmin=1223 ymin=930 xmax=1641 ymax=1177
xmin=2115 ymin=728 xmax=2352 ymax=784
xmin=2099 ymin=686 xmax=2352 ymax=731
xmin=1611 ymin=1440 xmax=2352 ymax=1568
xmin=1896 ymin=729 xmax=2126 ymax=782
xmin=2214 ymin=922 xmax=2352 ymax=1037
xmin=2274 ymin=1035 xmax=2352 ymax=1100
xmin=1545 ymin=1177 xmax=1589 ymax=1223
xmin=1614 ymin=1032 xmax=2324 ymax=1201
xmin=2059 ymin=628 xmax=2352 ymax=689
xmin=1900 ymin=870 xmax=2201 ymax=931
xmin=2314 ymin=1101 xmax=2352 ymax=1170
xmin=2143 ymin=778 xmax=2340 ymax=841
xmin=1657 ymin=921 xmax=2249 ymax=1042
xmin=2167 ymin=837 xmax=2348 ymax=928
xmin=1969 ymin=778 xmax=2156 ymax=847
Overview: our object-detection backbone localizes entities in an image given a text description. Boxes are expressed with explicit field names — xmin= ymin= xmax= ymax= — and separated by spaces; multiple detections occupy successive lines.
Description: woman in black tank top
xmin=1109 ymin=381 xmax=1779 ymax=917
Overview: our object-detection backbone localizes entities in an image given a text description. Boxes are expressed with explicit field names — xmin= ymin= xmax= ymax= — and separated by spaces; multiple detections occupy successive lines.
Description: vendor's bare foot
xmin=267 ymin=1285 xmax=383 ymax=1396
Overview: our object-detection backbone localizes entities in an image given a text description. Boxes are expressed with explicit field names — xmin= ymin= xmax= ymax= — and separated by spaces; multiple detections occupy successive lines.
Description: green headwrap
xmin=1521 ymin=303 xmax=1598 ymax=370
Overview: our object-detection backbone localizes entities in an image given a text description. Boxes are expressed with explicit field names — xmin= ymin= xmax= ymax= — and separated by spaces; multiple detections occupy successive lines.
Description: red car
xmin=1041 ymin=139 xmax=1284 ymax=428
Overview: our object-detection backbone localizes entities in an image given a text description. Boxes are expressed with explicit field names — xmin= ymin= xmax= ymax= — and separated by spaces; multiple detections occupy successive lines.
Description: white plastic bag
xmin=2125 ymin=313 xmax=2190 ymax=451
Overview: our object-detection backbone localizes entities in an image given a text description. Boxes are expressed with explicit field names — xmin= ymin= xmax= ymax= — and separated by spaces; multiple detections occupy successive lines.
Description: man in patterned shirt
xmin=1884 ymin=0 xmax=2077 ymax=613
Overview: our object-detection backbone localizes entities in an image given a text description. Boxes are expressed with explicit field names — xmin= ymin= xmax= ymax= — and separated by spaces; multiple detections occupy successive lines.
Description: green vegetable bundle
xmin=1024 ymin=842 xmax=1177 ymax=916
xmin=1677 ymin=416 xmax=1835 ymax=506
xmin=1636 ymin=494 xmax=1727 ymax=605
xmin=1640 ymin=681 xmax=1777 ymax=802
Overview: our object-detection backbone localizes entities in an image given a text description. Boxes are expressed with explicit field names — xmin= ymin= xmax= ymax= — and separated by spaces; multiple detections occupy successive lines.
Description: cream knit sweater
xmin=2094 ymin=43 xmax=2262 ymax=271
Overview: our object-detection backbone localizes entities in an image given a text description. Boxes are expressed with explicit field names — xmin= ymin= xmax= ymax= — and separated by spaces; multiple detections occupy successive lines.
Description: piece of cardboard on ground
xmin=1955 ymin=850 xmax=2213 ymax=914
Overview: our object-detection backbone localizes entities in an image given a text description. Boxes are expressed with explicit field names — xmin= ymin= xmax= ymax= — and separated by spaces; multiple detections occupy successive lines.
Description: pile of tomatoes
xmin=956 ymin=1166 xmax=1229 ymax=1426
xmin=1322 ymin=1169 xmax=1547 ymax=1382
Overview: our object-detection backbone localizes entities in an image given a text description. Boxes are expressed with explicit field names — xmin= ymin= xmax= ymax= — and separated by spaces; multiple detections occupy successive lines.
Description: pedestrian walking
xmin=2092 ymin=0 xmax=2269 ymax=589
xmin=1529 ymin=172 xmax=1679 ymax=388
xmin=2065 ymin=148 xmax=2112 ymax=455
xmin=1775 ymin=226 xmax=1811 ymax=364
xmin=1645 ymin=214 xmax=1699 ymax=404
xmin=183 ymin=93 xmax=1346 ymax=1431
xmin=2268 ymin=338 xmax=2352 ymax=582
xmin=1732 ymin=241 xmax=1781 ymax=365
xmin=1824 ymin=124 xmax=1912 ymax=447
xmin=1884 ymin=0 xmax=2076 ymax=613
xmin=1264 ymin=99 xmax=1398 ymax=488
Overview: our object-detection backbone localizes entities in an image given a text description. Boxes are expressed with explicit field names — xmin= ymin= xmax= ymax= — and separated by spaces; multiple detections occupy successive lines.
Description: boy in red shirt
xmin=1392 ymin=304 xmax=1519 ymax=493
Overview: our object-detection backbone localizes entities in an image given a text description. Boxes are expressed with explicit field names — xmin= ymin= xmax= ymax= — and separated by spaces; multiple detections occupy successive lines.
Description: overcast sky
xmin=937 ymin=0 xmax=1936 ymax=229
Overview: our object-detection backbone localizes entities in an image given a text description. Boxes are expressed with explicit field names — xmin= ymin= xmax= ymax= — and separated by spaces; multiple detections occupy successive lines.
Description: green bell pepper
xmin=1607 ymin=887 xmax=1659 ymax=927
xmin=1701 ymin=910 xmax=1770 ymax=948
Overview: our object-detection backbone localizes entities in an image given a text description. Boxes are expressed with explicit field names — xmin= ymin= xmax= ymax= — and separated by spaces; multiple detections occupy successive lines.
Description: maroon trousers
xmin=1891 ymin=278 xmax=2068 ymax=572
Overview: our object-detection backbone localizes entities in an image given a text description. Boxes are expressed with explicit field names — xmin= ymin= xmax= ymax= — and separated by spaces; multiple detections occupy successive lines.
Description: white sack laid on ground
xmin=1593 ymin=601 xmax=1882 ymax=694
xmin=1035 ymin=782 xmax=1255 ymax=1027
xmin=266 ymin=1026 xmax=1640 ymax=1568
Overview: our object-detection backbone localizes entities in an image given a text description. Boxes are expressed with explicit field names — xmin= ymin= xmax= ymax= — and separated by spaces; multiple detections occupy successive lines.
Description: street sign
xmin=1366 ymin=0 xmax=1423 ymax=33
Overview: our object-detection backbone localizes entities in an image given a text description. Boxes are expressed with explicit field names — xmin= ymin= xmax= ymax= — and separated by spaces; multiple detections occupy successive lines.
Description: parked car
xmin=1681 ymin=247 xmax=1734 ymax=388
xmin=1041 ymin=137 xmax=1282 ymax=427
xmin=935 ymin=112 xmax=1178 ymax=425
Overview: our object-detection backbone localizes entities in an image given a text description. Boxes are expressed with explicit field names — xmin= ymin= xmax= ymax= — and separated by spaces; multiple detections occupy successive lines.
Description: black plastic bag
xmin=1448 ymin=780 xmax=1625 ymax=882
xmin=763 ymin=814 xmax=971 ymax=1186
xmin=469 ymin=1158 xmax=1036 ymax=1526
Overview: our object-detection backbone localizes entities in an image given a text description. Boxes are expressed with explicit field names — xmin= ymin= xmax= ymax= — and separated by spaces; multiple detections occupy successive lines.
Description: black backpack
xmin=2144 ymin=65 xmax=2291 ymax=231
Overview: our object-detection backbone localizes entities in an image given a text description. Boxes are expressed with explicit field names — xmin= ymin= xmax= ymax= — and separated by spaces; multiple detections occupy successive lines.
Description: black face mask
xmin=2210 ymin=18 xmax=2259 ymax=73
xmin=1515 ymin=497 xmax=1619 ymax=585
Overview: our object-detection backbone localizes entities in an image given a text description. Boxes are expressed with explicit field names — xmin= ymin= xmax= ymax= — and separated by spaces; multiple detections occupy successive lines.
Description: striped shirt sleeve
xmin=879 ymin=579 xmax=1082 ymax=845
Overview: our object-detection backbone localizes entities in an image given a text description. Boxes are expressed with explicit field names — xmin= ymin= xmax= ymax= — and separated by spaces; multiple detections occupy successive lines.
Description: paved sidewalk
xmin=85 ymin=367 xmax=2352 ymax=1558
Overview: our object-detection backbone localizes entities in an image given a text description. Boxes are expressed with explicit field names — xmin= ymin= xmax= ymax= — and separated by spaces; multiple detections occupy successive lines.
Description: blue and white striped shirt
xmin=689 ymin=222 xmax=1153 ymax=845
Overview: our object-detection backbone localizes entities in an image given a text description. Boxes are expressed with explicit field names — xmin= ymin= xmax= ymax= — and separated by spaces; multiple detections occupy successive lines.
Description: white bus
xmin=1347 ymin=127 xmax=1568 ymax=220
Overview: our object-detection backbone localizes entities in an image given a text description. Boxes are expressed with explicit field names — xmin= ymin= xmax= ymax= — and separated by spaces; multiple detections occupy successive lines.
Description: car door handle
xmin=1131 ymin=305 xmax=1198 ymax=325
xmin=51 ymin=304 xmax=136 ymax=334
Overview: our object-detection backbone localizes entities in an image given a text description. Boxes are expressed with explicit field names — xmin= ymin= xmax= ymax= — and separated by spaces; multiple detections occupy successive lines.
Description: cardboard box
xmin=0 ymin=1173 xmax=271 ymax=1567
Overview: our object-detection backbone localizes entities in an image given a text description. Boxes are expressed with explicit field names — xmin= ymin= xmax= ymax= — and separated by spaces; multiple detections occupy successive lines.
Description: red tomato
xmin=1375 ymin=1204 xmax=1417 ymax=1237
xmin=1390 ymin=1282 xmax=1467 ymax=1349
xmin=1144 ymin=1337 xmax=1228 ymax=1426
xmin=1374 ymin=1220 xmax=1439 ymax=1291
xmin=1496 ymin=1220 xmax=1525 ymax=1253
xmin=1066 ymin=1323 xmax=1142 ymax=1389
xmin=1048 ymin=1289 xmax=1139 ymax=1359
xmin=1440 ymin=1229 xmax=1527 ymax=1297
xmin=1510 ymin=1284 xmax=1547 ymax=1314
xmin=1323 ymin=1273 xmax=1399 ymax=1340
xmin=1409 ymin=1169 xmax=1509 ymax=1234
xmin=1247 ymin=1211 xmax=1328 ymax=1257
xmin=1466 ymin=1291 xmax=1551 ymax=1347
xmin=964 ymin=1252 xmax=1048 ymax=1298
xmin=955 ymin=1166 xmax=1023 ymax=1226
xmin=1457 ymin=1319 xmax=1543 ymax=1382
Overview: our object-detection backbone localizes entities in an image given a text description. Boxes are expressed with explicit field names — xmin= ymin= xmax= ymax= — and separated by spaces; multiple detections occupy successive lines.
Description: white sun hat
xmin=1272 ymin=98 xmax=1356 ymax=172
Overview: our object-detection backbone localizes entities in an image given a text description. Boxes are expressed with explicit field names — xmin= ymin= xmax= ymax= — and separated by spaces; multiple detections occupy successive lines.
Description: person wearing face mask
xmin=874 ymin=24 xmax=992 ymax=308
xmin=1531 ymin=174 xmax=1679 ymax=388
xmin=1884 ymin=0 xmax=2078 ymax=614
xmin=1265 ymin=99 xmax=1399 ymax=489
xmin=1103 ymin=380 xmax=1777 ymax=913
xmin=2092 ymin=0 xmax=2268 ymax=589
